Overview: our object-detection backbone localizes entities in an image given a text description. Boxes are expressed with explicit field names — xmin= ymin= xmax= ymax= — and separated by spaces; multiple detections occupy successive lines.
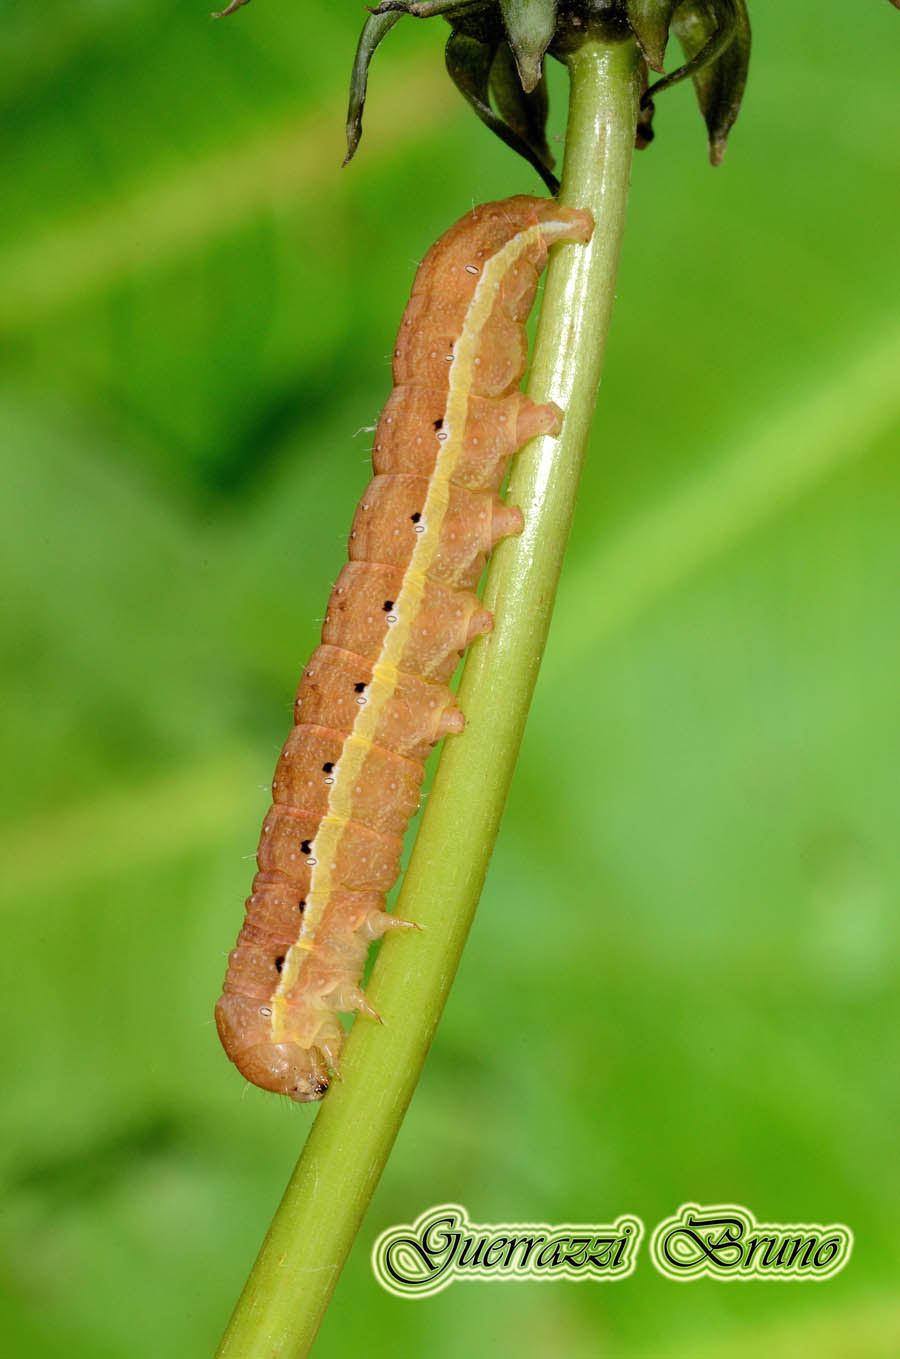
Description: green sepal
xmin=643 ymin=0 xmax=736 ymax=105
xmin=639 ymin=0 xmax=750 ymax=165
xmin=626 ymin=0 xmax=678 ymax=73
xmin=499 ymin=0 xmax=558 ymax=92
xmin=445 ymin=28 xmax=560 ymax=192
xmin=344 ymin=9 xmax=404 ymax=166
xmin=671 ymin=0 xmax=751 ymax=165
xmin=489 ymin=40 xmax=554 ymax=172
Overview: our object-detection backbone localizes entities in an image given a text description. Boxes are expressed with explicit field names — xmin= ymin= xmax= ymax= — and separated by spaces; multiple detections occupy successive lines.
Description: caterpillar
xmin=216 ymin=194 xmax=594 ymax=1101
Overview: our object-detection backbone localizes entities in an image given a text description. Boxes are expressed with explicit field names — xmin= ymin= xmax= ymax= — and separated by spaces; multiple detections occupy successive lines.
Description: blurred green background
xmin=2 ymin=2 xmax=899 ymax=1355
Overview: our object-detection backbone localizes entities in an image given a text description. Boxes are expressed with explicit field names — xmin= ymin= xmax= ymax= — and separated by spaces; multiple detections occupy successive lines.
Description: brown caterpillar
xmin=216 ymin=195 xmax=594 ymax=1101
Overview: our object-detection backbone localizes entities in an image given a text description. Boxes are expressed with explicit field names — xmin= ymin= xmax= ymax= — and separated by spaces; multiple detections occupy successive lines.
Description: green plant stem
xmin=215 ymin=30 xmax=640 ymax=1359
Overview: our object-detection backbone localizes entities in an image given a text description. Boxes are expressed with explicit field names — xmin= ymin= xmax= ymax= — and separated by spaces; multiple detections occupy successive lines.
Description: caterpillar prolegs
xmin=216 ymin=195 xmax=594 ymax=1100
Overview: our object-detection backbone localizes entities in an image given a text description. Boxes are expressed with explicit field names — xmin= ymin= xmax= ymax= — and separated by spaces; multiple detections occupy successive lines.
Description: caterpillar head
xmin=215 ymin=994 xmax=341 ymax=1102
xmin=233 ymin=1041 xmax=332 ymax=1103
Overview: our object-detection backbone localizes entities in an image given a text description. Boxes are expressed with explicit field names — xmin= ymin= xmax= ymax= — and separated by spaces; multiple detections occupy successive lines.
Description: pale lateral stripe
xmin=271 ymin=222 xmax=544 ymax=1041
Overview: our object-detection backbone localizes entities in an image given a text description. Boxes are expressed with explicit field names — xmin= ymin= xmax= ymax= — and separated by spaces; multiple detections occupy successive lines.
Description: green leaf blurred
xmin=1 ymin=2 xmax=899 ymax=1356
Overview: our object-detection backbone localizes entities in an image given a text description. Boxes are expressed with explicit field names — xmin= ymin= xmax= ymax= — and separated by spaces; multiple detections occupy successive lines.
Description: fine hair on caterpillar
xmin=215 ymin=195 xmax=594 ymax=1101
